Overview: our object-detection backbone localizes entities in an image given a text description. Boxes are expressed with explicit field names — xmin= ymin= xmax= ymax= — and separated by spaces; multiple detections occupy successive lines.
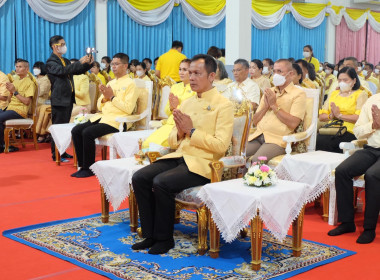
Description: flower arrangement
xmin=73 ymin=109 xmax=89 ymax=125
xmin=243 ymin=156 xmax=278 ymax=187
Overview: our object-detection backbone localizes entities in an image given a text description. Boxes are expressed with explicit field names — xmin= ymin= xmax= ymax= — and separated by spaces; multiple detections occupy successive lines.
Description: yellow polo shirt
xmin=0 ymin=71 xmax=10 ymax=110
xmin=303 ymin=56 xmax=320 ymax=72
xmin=249 ymin=82 xmax=307 ymax=148
xmin=90 ymin=74 xmax=139 ymax=130
xmin=156 ymin=49 xmax=187 ymax=82
xmin=160 ymin=87 xmax=234 ymax=179
xmin=73 ymin=74 xmax=90 ymax=106
xmin=7 ymin=76 xmax=35 ymax=118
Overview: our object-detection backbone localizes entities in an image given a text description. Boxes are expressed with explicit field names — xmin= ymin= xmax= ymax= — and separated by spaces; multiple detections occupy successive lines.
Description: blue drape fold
xmin=0 ymin=0 xmax=15 ymax=73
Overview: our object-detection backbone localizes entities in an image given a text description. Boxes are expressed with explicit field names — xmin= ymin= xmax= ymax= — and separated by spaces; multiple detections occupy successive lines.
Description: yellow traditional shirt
xmin=73 ymin=74 xmax=90 ymax=106
xmin=302 ymin=77 xmax=318 ymax=89
xmin=7 ymin=76 xmax=35 ymax=118
xmin=97 ymin=72 xmax=107 ymax=85
xmin=324 ymin=73 xmax=337 ymax=92
xmin=303 ymin=56 xmax=320 ymax=72
xmin=90 ymin=74 xmax=139 ymax=130
xmin=142 ymin=82 xmax=195 ymax=149
xmin=320 ymin=89 xmax=368 ymax=134
xmin=141 ymin=75 xmax=151 ymax=82
xmin=365 ymin=74 xmax=379 ymax=93
xmin=249 ymin=82 xmax=307 ymax=148
xmin=218 ymin=57 xmax=226 ymax=64
xmin=353 ymin=94 xmax=380 ymax=148
xmin=156 ymin=49 xmax=187 ymax=82
xmin=160 ymin=87 xmax=234 ymax=179
xmin=0 ymin=71 xmax=10 ymax=110
xmin=37 ymin=75 xmax=51 ymax=107
xmin=251 ymin=75 xmax=271 ymax=93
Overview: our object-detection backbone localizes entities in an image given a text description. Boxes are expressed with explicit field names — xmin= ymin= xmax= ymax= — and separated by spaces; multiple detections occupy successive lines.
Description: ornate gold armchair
xmin=88 ymin=73 xmax=101 ymax=114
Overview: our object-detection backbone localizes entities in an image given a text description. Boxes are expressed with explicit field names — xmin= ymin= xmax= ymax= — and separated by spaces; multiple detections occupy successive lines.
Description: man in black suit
xmin=46 ymin=35 xmax=93 ymax=161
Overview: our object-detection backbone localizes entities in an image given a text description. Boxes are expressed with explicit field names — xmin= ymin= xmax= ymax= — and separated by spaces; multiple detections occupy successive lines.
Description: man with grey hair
xmin=246 ymin=59 xmax=306 ymax=163
xmin=224 ymin=58 xmax=260 ymax=111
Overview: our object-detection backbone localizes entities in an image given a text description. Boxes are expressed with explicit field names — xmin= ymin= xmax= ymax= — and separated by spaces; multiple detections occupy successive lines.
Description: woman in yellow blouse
xmin=324 ymin=63 xmax=337 ymax=93
xmin=135 ymin=61 xmax=151 ymax=82
xmin=90 ymin=61 xmax=107 ymax=85
xmin=303 ymin=45 xmax=320 ymax=72
xmin=249 ymin=59 xmax=271 ymax=93
xmin=296 ymin=59 xmax=319 ymax=89
xmin=143 ymin=59 xmax=195 ymax=148
xmin=317 ymin=67 xmax=368 ymax=153
xmin=70 ymin=59 xmax=91 ymax=119
xmin=101 ymin=56 xmax=115 ymax=80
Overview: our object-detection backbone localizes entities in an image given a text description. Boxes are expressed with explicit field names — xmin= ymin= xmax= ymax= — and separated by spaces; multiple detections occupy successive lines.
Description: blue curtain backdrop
xmin=0 ymin=0 xmax=15 ymax=73
xmin=252 ymin=13 xmax=326 ymax=62
xmin=15 ymin=0 xmax=95 ymax=70
xmin=107 ymin=0 xmax=225 ymax=63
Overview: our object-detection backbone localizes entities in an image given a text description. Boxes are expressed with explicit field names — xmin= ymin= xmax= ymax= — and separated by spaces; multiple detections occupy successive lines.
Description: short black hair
xmin=365 ymin=63 xmax=374 ymax=70
xmin=49 ymin=35 xmax=64 ymax=49
xmin=263 ymin=58 xmax=274 ymax=66
xmin=172 ymin=41 xmax=183 ymax=50
xmin=93 ymin=61 xmax=100 ymax=69
xmin=325 ymin=63 xmax=335 ymax=71
xmin=292 ymin=63 xmax=303 ymax=84
xmin=191 ymin=54 xmax=217 ymax=74
xmin=344 ymin=57 xmax=359 ymax=67
xmin=251 ymin=59 xmax=263 ymax=70
xmin=295 ymin=59 xmax=316 ymax=80
xmin=207 ymin=46 xmax=222 ymax=59
xmin=288 ymin=57 xmax=295 ymax=64
xmin=102 ymin=56 xmax=111 ymax=63
xmin=113 ymin=53 xmax=129 ymax=64
xmin=220 ymin=48 xmax=225 ymax=57
xmin=33 ymin=61 xmax=47 ymax=75
xmin=234 ymin=59 xmax=249 ymax=69
xmin=136 ymin=61 xmax=147 ymax=70
xmin=143 ymin=58 xmax=152 ymax=64
xmin=154 ymin=57 xmax=159 ymax=63
xmin=338 ymin=67 xmax=361 ymax=90
xmin=15 ymin=58 xmax=29 ymax=65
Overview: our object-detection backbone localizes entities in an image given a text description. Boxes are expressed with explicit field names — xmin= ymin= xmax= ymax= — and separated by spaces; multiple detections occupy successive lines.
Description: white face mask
xmin=357 ymin=66 xmax=362 ymax=72
xmin=136 ymin=70 xmax=144 ymax=77
xmin=362 ymin=70 xmax=368 ymax=77
xmin=58 ymin=45 xmax=67 ymax=55
xmin=375 ymin=69 xmax=380 ymax=74
xmin=33 ymin=68 xmax=41 ymax=76
xmin=262 ymin=66 xmax=269 ymax=75
xmin=339 ymin=81 xmax=352 ymax=92
xmin=100 ymin=62 xmax=106 ymax=70
xmin=333 ymin=70 xmax=339 ymax=76
xmin=272 ymin=73 xmax=287 ymax=87
xmin=305 ymin=73 xmax=309 ymax=79
xmin=325 ymin=69 xmax=331 ymax=75
xmin=303 ymin=51 xmax=311 ymax=58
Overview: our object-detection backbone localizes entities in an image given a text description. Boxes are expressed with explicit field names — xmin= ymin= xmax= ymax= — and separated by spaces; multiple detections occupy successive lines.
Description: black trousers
xmin=71 ymin=120 xmax=118 ymax=169
xmin=132 ymin=158 xmax=210 ymax=240
xmin=50 ymin=104 xmax=73 ymax=156
xmin=335 ymin=146 xmax=380 ymax=229
xmin=316 ymin=131 xmax=356 ymax=153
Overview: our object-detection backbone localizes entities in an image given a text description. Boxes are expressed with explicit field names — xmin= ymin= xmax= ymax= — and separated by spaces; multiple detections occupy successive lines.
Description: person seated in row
xmin=249 ymin=59 xmax=271 ymax=93
xmin=143 ymin=58 xmax=154 ymax=75
xmin=101 ymin=56 xmax=115 ymax=80
xmin=143 ymin=59 xmax=195 ymax=149
xmin=246 ymin=59 xmax=306 ymax=163
xmin=207 ymin=46 xmax=222 ymax=62
xmin=324 ymin=63 xmax=337 ymax=94
xmin=296 ymin=59 xmax=319 ymax=89
xmin=329 ymin=93 xmax=380 ymax=244
xmin=225 ymin=59 xmax=260 ymax=111
xmin=0 ymin=70 xmax=10 ymax=111
xmin=90 ymin=61 xmax=107 ymax=85
xmin=71 ymin=53 xmax=139 ymax=178
xmin=373 ymin=64 xmax=380 ymax=79
xmin=213 ymin=60 xmax=232 ymax=95
xmin=131 ymin=54 xmax=234 ymax=255
xmin=33 ymin=62 xmax=52 ymax=143
xmin=363 ymin=63 xmax=379 ymax=93
xmin=262 ymin=58 xmax=274 ymax=80
xmin=317 ymin=67 xmax=368 ymax=153
xmin=129 ymin=59 xmax=138 ymax=79
xmin=70 ymin=59 xmax=91 ymax=118
xmin=302 ymin=44 xmax=320 ymax=72
xmin=0 ymin=59 xmax=35 ymax=152
xmin=135 ymin=61 xmax=151 ymax=82
xmin=291 ymin=63 xmax=303 ymax=87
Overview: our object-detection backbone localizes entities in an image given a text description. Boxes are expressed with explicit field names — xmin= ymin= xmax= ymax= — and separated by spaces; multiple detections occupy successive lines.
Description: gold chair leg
xmin=250 ymin=211 xmax=263 ymax=271
xmin=174 ymin=202 xmax=182 ymax=224
xmin=55 ymin=145 xmax=61 ymax=166
xmin=102 ymin=146 xmax=108 ymax=160
xmin=292 ymin=206 xmax=305 ymax=257
xmin=32 ymin=125 xmax=38 ymax=150
xmin=353 ymin=187 xmax=359 ymax=210
xmin=100 ymin=185 xmax=109 ymax=223
xmin=129 ymin=188 xmax=139 ymax=232
xmin=4 ymin=128 xmax=12 ymax=153
xmin=196 ymin=206 xmax=208 ymax=255
xmin=73 ymin=144 xmax=78 ymax=168
xmin=208 ymin=208 xmax=220 ymax=259
xmin=322 ymin=188 xmax=330 ymax=222
xmin=20 ymin=129 xmax=26 ymax=148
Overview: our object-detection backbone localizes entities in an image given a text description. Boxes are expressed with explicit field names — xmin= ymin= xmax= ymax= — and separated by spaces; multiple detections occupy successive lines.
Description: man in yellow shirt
xmin=1 ymin=59 xmax=35 ymax=152
xmin=363 ymin=63 xmax=379 ymax=94
xmin=71 ymin=53 xmax=139 ymax=178
xmin=329 ymin=94 xmax=380 ymax=244
xmin=156 ymin=41 xmax=187 ymax=82
xmin=0 ymin=70 xmax=10 ymax=111
xmin=246 ymin=59 xmax=306 ymax=163
xmin=131 ymin=54 xmax=234 ymax=255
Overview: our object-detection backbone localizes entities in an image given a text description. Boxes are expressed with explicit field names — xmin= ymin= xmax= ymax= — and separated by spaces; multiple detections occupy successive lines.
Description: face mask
xmin=100 ymin=62 xmax=106 ymax=70
xmin=58 ymin=45 xmax=67 ymax=55
xmin=339 ymin=81 xmax=352 ymax=92
xmin=375 ymin=69 xmax=380 ymax=74
xmin=357 ymin=66 xmax=362 ymax=72
xmin=325 ymin=69 xmax=331 ymax=75
xmin=136 ymin=70 xmax=144 ymax=77
xmin=333 ymin=70 xmax=338 ymax=76
xmin=272 ymin=73 xmax=287 ymax=87
xmin=303 ymin=52 xmax=311 ymax=58
xmin=262 ymin=67 xmax=269 ymax=75
xmin=362 ymin=70 xmax=368 ymax=77
xmin=33 ymin=68 xmax=41 ymax=76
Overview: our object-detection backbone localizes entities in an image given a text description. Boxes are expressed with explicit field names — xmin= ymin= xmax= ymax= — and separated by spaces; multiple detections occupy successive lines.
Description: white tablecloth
xmin=197 ymin=179 xmax=311 ymax=243
xmin=49 ymin=123 xmax=76 ymax=155
xmin=107 ymin=130 xmax=154 ymax=158
xmin=90 ymin=157 xmax=148 ymax=210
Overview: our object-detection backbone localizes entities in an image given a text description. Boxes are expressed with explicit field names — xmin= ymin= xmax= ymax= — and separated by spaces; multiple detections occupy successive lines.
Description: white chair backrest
xmin=302 ymin=87 xmax=320 ymax=151
xmin=134 ymin=79 xmax=153 ymax=130
xmin=367 ymin=81 xmax=377 ymax=96
xmin=158 ymin=85 xmax=170 ymax=119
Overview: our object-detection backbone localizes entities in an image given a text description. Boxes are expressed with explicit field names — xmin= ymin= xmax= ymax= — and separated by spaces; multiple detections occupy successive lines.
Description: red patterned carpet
xmin=0 ymin=143 xmax=379 ymax=279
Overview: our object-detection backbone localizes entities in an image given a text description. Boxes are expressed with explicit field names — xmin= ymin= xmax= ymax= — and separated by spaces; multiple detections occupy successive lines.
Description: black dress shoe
xmin=71 ymin=169 xmax=82 ymax=177
xmin=62 ymin=152 xmax=73 ymax=159
xmin=8 ymin=145 xmax=19 ymax=152
xmin=132 ymin=238 xmax=155 ymax=250
xmin=148 ymin=238 xmax=175 ymax=255
xmin=75 ymin=169 xmax=95 ymax=178
xmin=357 ymin=230 xmax=376 ymax=244
xmin=328 ymin=223 xmax=356 ymax=236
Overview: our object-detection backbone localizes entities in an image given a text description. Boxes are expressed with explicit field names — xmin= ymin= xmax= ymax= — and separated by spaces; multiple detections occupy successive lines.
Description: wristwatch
xmin=190 ymin=128 xmax=196 ymax=138
xmin=13 ymin=91 xmax=19 ymax=96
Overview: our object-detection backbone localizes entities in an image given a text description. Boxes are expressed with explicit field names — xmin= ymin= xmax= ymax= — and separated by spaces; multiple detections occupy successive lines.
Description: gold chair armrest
xmin=209 ymin=161 xmax=224 ymax=183
xmin=352 ymin=139 xmax=368 ymax=149
xmin=146 ymin=151 xmax=161 ymax=163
